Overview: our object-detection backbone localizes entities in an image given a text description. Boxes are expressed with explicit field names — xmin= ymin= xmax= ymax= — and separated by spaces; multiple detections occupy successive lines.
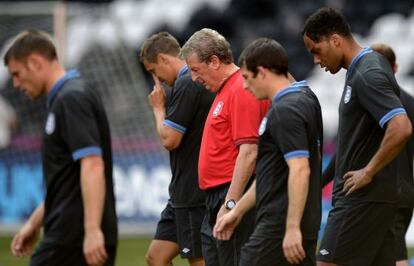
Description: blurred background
xmin=0 ymin=0 xmax=413 ymax=265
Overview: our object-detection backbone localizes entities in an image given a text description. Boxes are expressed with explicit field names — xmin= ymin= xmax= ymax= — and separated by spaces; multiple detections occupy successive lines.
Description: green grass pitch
xmin=0 ymin=236 xmax=188 ymax=266
xmin=1 ymin=236 xmax=413 ymax=265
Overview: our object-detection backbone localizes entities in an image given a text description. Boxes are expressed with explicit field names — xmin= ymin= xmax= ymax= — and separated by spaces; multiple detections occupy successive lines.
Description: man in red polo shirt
xmin=180 ymin=28 xmax=269 ymax=266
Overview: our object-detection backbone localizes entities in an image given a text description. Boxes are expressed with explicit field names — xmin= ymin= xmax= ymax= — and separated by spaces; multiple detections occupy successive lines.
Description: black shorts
xmin=154 ymin=202 xmax=204 ymax=259
xmin=317 ymin=201 xmax=396 ymax=266
xmin=392 ymin=207 xmax=413 ymax=261
xmin=240 ymin=236 xmax=316 ymax=266
xmin=30 ymin=242 xmax=116 ymax=266
xmin=200 ymin=182 xmax=255 ymax=266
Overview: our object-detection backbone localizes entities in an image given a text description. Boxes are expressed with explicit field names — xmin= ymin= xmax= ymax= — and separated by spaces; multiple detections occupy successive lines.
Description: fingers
xmin=342 ymin=175 xmax=353 ymax=192
xmin=213 ymin=218 xmax=230 ymax=240
xmin=283 ymin=243 xmax=306 ymax=264
xmin=343 ymin=171 xmax=353 ymax=179
xmin=214 ymin=229 xmax=233 ymax=241
xmin=152 ymin=74 xmax=162 ymax=91
xmin=85 ymin=245 xmax=108 ymax=266
xmin=11 ymin=235 xmax=22 ymax=257
xmin=343 ymin=171 xmax=359 ymax=195
xmin=11 ymin=234 xmax=31 ymax=257
xmin=213 ymin=216 xmax=225 ymax=235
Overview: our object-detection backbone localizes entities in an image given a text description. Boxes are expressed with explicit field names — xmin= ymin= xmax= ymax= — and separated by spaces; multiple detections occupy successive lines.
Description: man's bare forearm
xmin=80 ymin=155 xmax=105 ymax=232
xmin=226 ymin=143 xmax=258 ymax=201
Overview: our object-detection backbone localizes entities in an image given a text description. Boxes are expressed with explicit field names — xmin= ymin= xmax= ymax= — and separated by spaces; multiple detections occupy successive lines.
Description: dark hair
xmin=4 ymin=29 xmax=57 ymax=66
xmin=302 ymin=7 xmax=352 ymax=42
xmin=238 ymin=38 xmax=288 ymax=77
xmin=140 ymin=32 xmax=181 ymax=63
xmin=371 ymin=43 xmax=396 ymax=68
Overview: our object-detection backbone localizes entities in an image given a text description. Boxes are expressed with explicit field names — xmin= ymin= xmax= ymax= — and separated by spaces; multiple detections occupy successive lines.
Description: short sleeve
xmin=357 ymin=70 xmax=406 ymax=128
xmin=164 ymin=77 xmax=201 ymax=134
xmin=272 ymin=104 xmax=309 ymax=161
xmin=59 ymin=91 xmax=102 ymax=161
xmin=230 ymin=86 xmax=268 ymax=145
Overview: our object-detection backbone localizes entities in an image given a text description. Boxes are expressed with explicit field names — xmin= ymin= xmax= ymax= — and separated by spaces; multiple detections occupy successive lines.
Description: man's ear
xmin=393 ymin=63 xmax=398 ymax=74
xmin=157 ymin=53 xmax=169 ymax=64
xmin=207 ymin=55 xmax=220 ymax=69
xmin=330 ymin=34 xmax=342 ymax=48
xmin=26 ymin=54 xmax=43 ymax=71
xmin=257 ymin=66 xmax=267 ymax=78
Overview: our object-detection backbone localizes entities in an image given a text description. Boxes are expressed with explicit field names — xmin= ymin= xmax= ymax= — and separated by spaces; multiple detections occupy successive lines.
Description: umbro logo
xmin=182 ymin=248 xmax=190 ymax=253
xmin=320 ymin=249 xmax=330 ymax=256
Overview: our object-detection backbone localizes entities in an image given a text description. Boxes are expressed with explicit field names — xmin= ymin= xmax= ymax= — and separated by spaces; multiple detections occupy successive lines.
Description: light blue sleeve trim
xmin=72 ymin=146 xmax=102 ymax=161
xmin=163 ymin=120 xmax=186 ymax=133
xmin=379 ymin=108 xmax=406 ymax=128
xmin=284 ymin=150 xmax=310 ymax=161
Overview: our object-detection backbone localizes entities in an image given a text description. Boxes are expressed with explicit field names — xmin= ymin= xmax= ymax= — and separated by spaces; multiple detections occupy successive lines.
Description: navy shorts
xmin=317 ymin=201 xmax=396 ymax=266
xmin=392 ymin=207 xmax=413 ymax=261
xmin=30 ymin=242 xmax=116 ymax=266
xmin=240 ymin=236 xmax=316 ymax=266
xmin=154 ymin=202 xmax=204 ymax=259
xmin=200 ymin=182 xmax=255 ymax=266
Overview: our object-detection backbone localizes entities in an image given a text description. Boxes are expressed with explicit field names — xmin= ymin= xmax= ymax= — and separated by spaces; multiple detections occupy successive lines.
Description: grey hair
xmin=180 ymin=28 xmax=233 ymax=64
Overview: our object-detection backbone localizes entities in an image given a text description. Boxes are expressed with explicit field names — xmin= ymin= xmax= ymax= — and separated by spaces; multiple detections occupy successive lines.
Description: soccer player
xmin=7 ymin=30 xmax=117 ymax=266
xmin=180 ymin=28 xmax=269 ymax=265
xmin=303 ymin=8 xmax=412 ymax=265
xmin=324 ymin=43 xmax=414 ymax=266
xmin=140 ymin=32 xmax=215 ymax=266
xmin=371 ymin=43 xmax=414 ymax=266
xmin=213 ymin=37 xmax=323 ymax=265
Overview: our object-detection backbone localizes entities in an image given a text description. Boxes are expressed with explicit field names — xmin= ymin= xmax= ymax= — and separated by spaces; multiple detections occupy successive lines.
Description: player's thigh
xmin=317 ymin=201 xmax=396 ymax=265
xmin=175 ymin=206 xmax=204 ymax=259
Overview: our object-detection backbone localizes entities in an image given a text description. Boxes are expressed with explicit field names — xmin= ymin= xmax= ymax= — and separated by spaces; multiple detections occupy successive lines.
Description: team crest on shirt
xmin=258 ymin=117 xmax=267 ymax=135
xmin=344 ymin=85 xmax=352 ymax=104
xmin=213 ymin=101 xmax=224 ymax=117
xmin=45 ymin=112 xmax=55 ymax=135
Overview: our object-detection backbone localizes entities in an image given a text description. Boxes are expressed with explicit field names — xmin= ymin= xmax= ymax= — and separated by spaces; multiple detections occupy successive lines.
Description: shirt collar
xmin=47 ymin=69 xmax=80 ymax=108
xmin=217 ymin=69 xmax=240 ymax=94
xmin=177 ymin=65 xmax=189 ymax=78
xmin=272 ymin=80 xmax=308 ymax=103
xmin=346 ymin=47 xmax=373 ymax=78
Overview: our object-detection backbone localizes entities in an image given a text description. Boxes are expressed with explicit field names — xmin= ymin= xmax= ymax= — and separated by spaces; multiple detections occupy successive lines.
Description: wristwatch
xmin=224 ymin=199 xmax=236 ymax=210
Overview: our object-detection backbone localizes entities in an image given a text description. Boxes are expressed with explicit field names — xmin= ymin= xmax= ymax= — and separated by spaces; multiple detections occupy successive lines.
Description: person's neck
xmin=45 ymin=61 xmax=66 ymax=94
xmin=343 ymin=38 xmax=363 ymax=70
xmin=268 ymin=75 xmax=292 ymax=100
xmin=218 ymin=63 xmax=239 ymax=86
xmin=171 ymin=58 xmax=187 ymax=76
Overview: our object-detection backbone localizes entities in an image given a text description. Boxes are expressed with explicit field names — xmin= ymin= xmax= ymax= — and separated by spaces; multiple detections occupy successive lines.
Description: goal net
xmin=0 ymin=2 xmax=170 ymax=233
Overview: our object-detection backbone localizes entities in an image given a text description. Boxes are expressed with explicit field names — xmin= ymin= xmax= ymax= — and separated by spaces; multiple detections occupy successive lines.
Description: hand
xmin=11 ymin=221 xmax=40 ymax=257
xmin=83 ymin=228 xmax=108 ymax=266
xmin=148 ymin=74 xmax=166 ymax=109
xmin=282 ymin=227 xmax=305 ymax=264
xmin=213 ymin=209 xmax=242 ymax=240
xmin=216 ymin=204 xmax=230 ymax=225
xmin=342 ymin=168 xmax=373 ymax=196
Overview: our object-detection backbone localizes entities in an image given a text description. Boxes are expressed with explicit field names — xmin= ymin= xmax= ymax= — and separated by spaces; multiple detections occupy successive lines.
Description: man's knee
xmin=317 ymin=261 xmax=339 ymax=266
xmin=145 ymin=250 xmax=172 ymax=266
xmin=189 ymin=257 xmax=205 ymax=266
